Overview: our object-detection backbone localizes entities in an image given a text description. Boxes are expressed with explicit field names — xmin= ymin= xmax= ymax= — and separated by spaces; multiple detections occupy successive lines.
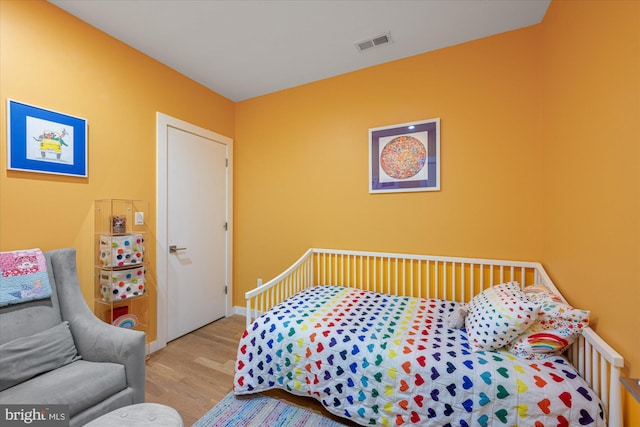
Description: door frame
xmin=153 ymin=112 xmax=233 ymax=353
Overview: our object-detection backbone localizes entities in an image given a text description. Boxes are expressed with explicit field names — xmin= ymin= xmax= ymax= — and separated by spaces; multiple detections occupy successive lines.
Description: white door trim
xmin=152 ymin=112 xmax=233 ymax=353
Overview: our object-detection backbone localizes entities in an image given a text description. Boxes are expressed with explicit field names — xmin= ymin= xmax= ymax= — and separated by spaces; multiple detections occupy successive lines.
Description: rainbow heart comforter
xmin=234 ymin=286 xmax=605 ymax=427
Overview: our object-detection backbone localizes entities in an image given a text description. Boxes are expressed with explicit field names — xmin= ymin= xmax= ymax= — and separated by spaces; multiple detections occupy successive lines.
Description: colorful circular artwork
xmin=380 ymin=135 xmax=426 ymax=180
xmin=112 ymin=313 xmax=138 ymax=329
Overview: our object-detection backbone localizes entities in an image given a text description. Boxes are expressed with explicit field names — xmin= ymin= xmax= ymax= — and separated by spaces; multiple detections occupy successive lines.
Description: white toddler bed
xmin=236 ymin=248 xmax=624 ymax=426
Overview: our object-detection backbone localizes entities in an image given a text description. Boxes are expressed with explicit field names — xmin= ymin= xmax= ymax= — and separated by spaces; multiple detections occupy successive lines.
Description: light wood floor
xmin=145 ymin=315 xmax=358 ymax=426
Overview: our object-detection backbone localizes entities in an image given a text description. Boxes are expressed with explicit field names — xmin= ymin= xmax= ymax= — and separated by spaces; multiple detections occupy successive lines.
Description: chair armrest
xmin=68 ymin=311 xmax=146 ymax=404
xmin=49 ymin=249 xmax=146 ymax=403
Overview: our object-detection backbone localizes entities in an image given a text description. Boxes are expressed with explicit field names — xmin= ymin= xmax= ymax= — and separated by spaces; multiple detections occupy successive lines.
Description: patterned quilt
xmin=234 ymin=286 xmax=605 ymax=427
xmin=0 ymin=249 xmax=52 ymax=307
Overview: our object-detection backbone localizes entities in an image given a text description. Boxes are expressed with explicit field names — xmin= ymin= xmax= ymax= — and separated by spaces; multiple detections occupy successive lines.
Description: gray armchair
xmin=0 ymin=248 xmax=146 ymax=426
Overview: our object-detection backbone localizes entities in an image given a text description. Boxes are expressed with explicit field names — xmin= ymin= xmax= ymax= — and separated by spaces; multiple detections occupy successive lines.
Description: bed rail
xmin=245 ymin=248 xmax=624 ymax=426
xmin=245 ymin=248 xmax=315 ymax=324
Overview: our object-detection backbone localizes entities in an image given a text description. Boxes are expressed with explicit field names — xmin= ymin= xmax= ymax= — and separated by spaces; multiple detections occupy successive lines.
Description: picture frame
xmin=369 ymin=118 xmax=440 ymax=193
xmin=6 ymin=99 xmax=88 ymax=177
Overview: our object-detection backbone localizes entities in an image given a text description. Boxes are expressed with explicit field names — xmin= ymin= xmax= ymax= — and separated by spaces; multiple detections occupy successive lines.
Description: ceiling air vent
xmin=355 ymin=32 xmax=392 ymax=53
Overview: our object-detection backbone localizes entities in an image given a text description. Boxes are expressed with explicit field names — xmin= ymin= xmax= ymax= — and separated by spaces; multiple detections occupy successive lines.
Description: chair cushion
xmin=0 ymin=360 xmax=127 ymax=417
xmin=0 ymin=321 xmax=80 ymax=391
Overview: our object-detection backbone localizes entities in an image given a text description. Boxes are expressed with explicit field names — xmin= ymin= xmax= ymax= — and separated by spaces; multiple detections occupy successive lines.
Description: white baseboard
xmin=232 ymin=306 xmax=247 ymax=316
xmin=148 ymin=340 xmax=164 ymax=355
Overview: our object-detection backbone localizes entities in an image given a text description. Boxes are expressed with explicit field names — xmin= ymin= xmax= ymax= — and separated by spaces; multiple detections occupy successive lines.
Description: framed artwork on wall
xmin=369 ymin=118 xmax=440 ymax=194
xmin=6 ymin=99 xmax=88 ymax=177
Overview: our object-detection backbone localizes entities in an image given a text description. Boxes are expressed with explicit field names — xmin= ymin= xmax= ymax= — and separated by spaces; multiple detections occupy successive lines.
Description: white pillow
xmin=506 ymin=284 xmax=590 ymax=359
xmin=465 ymin=282 xmax=540 ymax=351
xmin=446 ymin=305 xmax=467 ymax=329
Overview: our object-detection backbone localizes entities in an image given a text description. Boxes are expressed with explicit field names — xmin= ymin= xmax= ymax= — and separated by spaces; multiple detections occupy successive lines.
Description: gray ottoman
xmin=84 ymin=403 xmax=183 ymax=426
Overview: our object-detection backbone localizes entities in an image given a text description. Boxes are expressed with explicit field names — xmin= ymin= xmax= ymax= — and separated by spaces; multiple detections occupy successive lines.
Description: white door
xmin=155 ymin=113 xmax=233 ymax=350
xmin=166 ymin=127 xmax=227 ymax=341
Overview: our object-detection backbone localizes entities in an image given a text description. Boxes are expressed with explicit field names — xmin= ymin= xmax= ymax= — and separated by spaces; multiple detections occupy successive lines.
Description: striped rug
xmin=193 ymin=392 xmax=348 ymax=427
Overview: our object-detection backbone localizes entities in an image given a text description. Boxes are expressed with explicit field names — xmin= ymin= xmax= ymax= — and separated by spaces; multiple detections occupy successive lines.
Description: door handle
xmin=169 ymin=245 xmax=187 ymax=254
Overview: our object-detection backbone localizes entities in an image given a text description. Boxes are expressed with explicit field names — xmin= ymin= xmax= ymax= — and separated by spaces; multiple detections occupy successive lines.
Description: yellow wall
xmin=235 ymin=0 xmax=639 ymax=423
xmin=235 ymin=25 xmax=544 ymax=299
xmin=2 ymin=0 xmax=638 ymax=423
xmin=0 ymin=0 xmax=235 ymax=342
xmin=540 ymin=0 xmax=640 ymax=423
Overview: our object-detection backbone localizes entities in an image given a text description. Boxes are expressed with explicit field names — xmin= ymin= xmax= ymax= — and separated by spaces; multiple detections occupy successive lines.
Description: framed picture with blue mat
xmin=7 ymin=99 xmax=88 ymax=177
xmin=368 ymin=118 xmax=440 ymax=194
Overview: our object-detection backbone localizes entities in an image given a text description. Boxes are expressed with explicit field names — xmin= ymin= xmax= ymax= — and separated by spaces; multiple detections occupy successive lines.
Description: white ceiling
xmin=49 ymin=0 xmax=550 ymax=102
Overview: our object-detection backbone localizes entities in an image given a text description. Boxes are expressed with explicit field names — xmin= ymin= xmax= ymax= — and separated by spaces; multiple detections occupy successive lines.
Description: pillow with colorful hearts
xmin=465 ymin=281 xmax=540 ymax=351
xmin=506 ymin=284 xmax=590 ymax=359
